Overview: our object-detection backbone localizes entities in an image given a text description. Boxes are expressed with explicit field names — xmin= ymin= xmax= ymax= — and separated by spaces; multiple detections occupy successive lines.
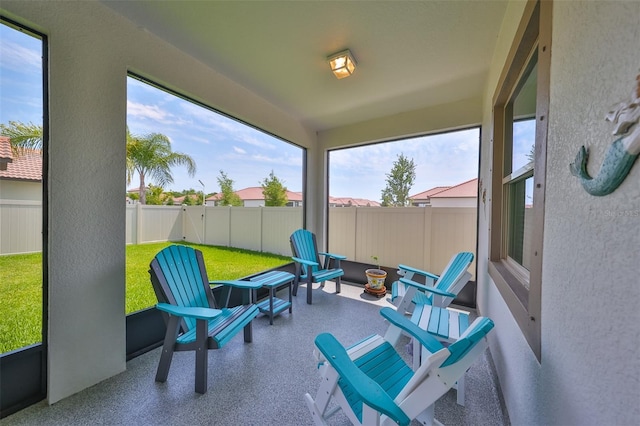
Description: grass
xmin=0 ymin=242 xmax=290 ymax=353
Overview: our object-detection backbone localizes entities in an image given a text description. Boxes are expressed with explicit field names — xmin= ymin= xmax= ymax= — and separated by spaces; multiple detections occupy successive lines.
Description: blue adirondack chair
xmin=391 ymin=251 xmax=474 ymax=314
xmin=290 ymin=229 xmax=346 ymax=304
xmin=305 ymin=306 xmax=494 ymax=426
xmin=149 ymin=244 xmax=263 ymax=394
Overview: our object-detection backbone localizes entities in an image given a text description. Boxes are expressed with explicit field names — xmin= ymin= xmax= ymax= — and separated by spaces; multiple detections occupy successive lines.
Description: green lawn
xmin=0 ymin=242 xmax=290 ymax=353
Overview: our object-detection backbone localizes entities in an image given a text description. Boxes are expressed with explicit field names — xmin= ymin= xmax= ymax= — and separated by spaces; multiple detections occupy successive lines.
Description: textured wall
xmin=478 ymin=1 xmax=640 ymax=425
xmin=541 ymin=2 xmax=640 ymax=424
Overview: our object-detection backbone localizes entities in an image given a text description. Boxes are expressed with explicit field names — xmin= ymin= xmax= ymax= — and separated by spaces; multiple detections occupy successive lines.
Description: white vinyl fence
xmin=2 ymin=202 xmax=477 ymax=277
xmin=329 ymin=206 xmax=477 ymax=279
xmin=0 ymin=199 xmax=43 ymax=255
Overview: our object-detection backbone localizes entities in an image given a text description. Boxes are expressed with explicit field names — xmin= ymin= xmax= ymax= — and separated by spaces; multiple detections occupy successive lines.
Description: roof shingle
xmin=0 ymin=136 xmax=42 ymax=181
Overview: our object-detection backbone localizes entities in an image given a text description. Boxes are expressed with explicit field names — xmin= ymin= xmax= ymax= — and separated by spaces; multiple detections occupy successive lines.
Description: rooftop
xmin=0 ymin=136 xmax=42 ymax=181
xmin=410 ymin=186 xmax=452 ymax=200
xmin=430 ymin=178 xmax=478 ymax=198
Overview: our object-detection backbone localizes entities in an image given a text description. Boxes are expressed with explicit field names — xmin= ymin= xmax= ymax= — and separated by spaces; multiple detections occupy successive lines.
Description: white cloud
xmin=233 ymin=146 xmax=246 ymax=154
xmin=0 ymin=39 xmax=41 ymax=73
xmin=127 ymin=100 xmax=171 ymax=121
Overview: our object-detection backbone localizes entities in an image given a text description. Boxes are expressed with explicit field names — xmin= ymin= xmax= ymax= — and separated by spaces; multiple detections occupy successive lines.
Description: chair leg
xmin=415 ymin=404 xmax=439 ymax=426
xmin=156 ymin=315 xmax=181 ymax=383
xmin=335 ymin=276 xmax=341 ymax=293
xmin=307 ymin=278 xmax=313 ymax=304
xmin=292 ymin=277 xmax=299 ymax=296
xmin=269 ymin=287 xmax=275 ymax=325
xmin=194 ymin=318 xmax=208 ymax=394
xmin=243 ymin=321 xmax=253 ymax=342
xmin=456 ymin=374 xmax=465 ymax=406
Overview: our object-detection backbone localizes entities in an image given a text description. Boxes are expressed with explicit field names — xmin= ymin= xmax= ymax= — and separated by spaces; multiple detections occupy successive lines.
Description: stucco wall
xmin=429 ymin=197 xmax=477 ymax=208
xmin=478 ymin=1 xmax=640 ymax=425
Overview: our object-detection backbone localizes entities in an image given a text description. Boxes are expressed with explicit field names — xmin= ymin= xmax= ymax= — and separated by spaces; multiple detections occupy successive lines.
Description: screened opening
xmin=125 ymin=74 xmax=303 ymax=313
xmin=0 ymin=20 xmax=46 ymax=354
xmin=327 ymin=128 xmax=480 ymax=298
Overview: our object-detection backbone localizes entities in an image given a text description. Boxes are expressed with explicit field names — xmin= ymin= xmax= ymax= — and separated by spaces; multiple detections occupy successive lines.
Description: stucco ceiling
xmin=101 ymin=1 xmax=508 ymax=133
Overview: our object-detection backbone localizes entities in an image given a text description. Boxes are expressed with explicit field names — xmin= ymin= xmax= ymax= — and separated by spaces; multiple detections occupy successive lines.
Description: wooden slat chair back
xmin=305 ymin=307 xmax=494 ymax=426
xmin=392 ymin=251 xmax=474 ymax=315
xmin=290 ymin=229 xmax=346 ymax=304
xmin=151 ymin=244 xmax=215 ymax=332
xmin=290 ymin=228 xmax=322 ymax=274
xmin=149 ymin=244 xmax=261 ymax=393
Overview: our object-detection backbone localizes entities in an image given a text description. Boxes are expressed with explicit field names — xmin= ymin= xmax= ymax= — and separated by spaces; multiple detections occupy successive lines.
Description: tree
xmin=145 ymin=184 xmax=167 ymax=205
xmin=1 ymin=121 xmax=198 ymax=205
xmin=216 ymin=170 xmax=242 ymax=206
xmin=126 ymin=128 xmax=196 ymax=204
xmin=380 ymin=153 xmax=416 ymax=207
xmin=0 ymin=121 xmax=43 ymax=154
xmin=260 ymin=170 xmax=288 ymax=206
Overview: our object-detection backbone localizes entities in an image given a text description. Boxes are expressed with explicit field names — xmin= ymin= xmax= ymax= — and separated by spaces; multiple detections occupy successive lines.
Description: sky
xmin=0 ymin=22 xmax=492 ymax=203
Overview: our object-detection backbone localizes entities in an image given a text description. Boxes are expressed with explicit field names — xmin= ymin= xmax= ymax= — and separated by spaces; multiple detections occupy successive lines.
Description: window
xmin=506 ymin=60 xmax=537 ymax=283
xmin=489 ymin=0 xmax=551 ymax=361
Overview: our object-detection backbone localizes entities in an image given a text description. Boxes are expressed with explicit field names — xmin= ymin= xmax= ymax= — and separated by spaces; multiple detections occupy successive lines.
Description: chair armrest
xmin=398 ymin=264 xmax=439 ymax=281
xmin=210 ymin=279 xmax=263 ymax=290
xmin=380 ymin=307 xmax=444 ymax=354
xmin=156 ymin=303 xmax=222 ymax=320
xmin=314 ymin=333 xmax=411 ymax=426
xmin=291 ymin=256 xmax=319 ymax=267
xmin=399 ymin=278 xmax=456 ymax=298
xmin=318 ymin=252 xmax=347 ymax=261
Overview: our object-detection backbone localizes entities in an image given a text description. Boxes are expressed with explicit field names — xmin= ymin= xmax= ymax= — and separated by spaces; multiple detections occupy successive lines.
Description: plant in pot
xmin=364 ymin=255 xmax=387 ymax=297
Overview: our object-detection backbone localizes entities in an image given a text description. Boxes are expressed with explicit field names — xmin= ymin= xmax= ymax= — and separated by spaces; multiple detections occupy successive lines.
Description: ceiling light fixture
xmin=327 ymin=49 xmax=357 ymax=79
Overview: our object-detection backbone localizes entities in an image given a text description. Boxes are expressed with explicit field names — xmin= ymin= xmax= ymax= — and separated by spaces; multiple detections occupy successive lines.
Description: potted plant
xmin=365 ymin=256 xmax=387 ymax=296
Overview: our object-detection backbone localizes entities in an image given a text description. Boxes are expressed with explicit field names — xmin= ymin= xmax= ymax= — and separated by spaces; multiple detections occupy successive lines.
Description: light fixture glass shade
xmin=328 ymin=49 xmax=356 ymax=79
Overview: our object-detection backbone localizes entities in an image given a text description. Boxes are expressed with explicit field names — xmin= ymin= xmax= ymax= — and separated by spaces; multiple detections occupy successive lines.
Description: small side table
xmin=251 ymin=270 xmax=295 ymax=325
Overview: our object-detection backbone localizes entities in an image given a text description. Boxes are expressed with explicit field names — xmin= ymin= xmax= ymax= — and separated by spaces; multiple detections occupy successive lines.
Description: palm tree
xmin=0 ymin=121 xmax=43 ymax=154
xmin=1 ymin=121 xmax=197 ymax=205
xmin=126 ymin=129 xmax=196 ymax=204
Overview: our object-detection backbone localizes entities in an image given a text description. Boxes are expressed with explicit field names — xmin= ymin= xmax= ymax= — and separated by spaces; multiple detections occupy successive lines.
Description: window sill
xmin=488 ymin=259 xmax=541 ymax=362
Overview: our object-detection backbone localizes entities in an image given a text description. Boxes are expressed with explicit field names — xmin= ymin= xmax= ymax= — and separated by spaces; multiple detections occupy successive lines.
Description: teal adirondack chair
xmin=290 ymin=229 xmax=346 ymax=304
xmin=305 ymin=307 xmax=494 ymax=426
xmin=391 ymin=252 xmax=474 ymax=314
xmin=149 ymin=244 xmax=263 ymax=394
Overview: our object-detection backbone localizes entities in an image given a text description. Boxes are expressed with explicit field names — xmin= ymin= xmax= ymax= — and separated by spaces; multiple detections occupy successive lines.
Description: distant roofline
xmin=430 ymin=178 xmax=478 ymax=198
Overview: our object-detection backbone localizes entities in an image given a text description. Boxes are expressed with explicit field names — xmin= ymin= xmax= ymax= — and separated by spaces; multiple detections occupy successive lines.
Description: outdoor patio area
xmin=3 ymin=282 xmax=509 ymax=425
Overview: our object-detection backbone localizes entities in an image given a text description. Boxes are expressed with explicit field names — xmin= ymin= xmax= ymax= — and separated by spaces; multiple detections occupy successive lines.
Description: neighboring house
xmin=207 ymin=186 xmax=303 ymax=207
xmin=206 ymin=187 xmax=381 ymax=207
xmin=0 ymin=136 xmax=12 ymax=171
xmin=0 ymin=136 xmax=42 ymax=201
xmin=125 ymin=186 xmax=147 ymax=204
xmin=329 ymin=196 xmax=381 ymax=207
xmin=429 ymin=178 xmax=478 ymax=208
xmin=409 ymin=178 xmax=478 ymax=207
xmin=171 ymin=194 xmax=199 ymax=205
xmin=409 ymin=185 xmax=451 ymax=206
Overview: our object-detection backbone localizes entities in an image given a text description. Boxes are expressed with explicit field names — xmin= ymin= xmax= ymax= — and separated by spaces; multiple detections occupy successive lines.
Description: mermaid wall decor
xmin=570 ymin=73 xmax=640 ymax=196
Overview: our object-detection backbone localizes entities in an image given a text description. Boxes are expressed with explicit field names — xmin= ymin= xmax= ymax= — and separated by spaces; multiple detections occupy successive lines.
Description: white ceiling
xmin=101 ymin=1 xmax=508 ymax=133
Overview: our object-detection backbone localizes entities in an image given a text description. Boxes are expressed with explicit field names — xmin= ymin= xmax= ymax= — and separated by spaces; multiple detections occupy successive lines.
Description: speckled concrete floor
xmin=2 ymin=283 xmax=509 ymax=425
